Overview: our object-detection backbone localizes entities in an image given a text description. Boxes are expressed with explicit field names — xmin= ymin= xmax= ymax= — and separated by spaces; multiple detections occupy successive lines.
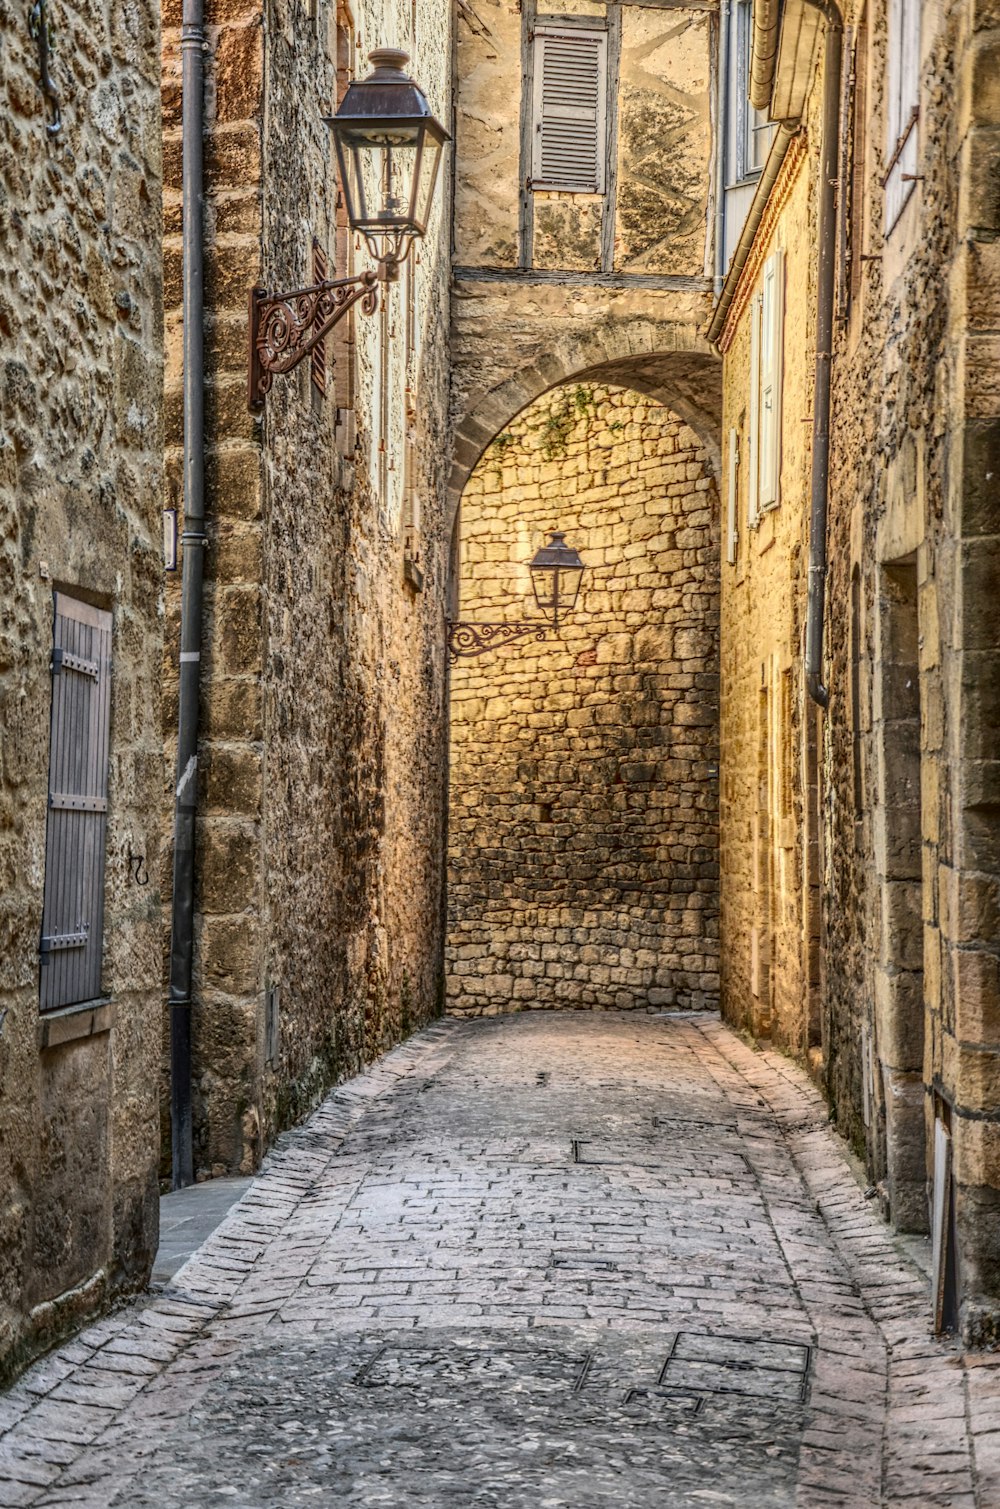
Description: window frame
xmin=728 ymin=0 xmax=776 ymax=186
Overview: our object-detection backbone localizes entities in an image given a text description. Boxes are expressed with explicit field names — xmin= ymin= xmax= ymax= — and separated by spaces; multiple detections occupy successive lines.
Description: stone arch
xmin=447 ymin=318 xmax=721 ymax=532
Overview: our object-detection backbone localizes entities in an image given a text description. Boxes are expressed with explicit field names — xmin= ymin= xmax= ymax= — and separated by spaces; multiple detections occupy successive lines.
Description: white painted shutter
xmin=727 ymin=427 xmax=740 ymax=565
xmin=884 ymin=0 xmax=920 ymax=230
xmin=531 ymin=28 xmax=607 ymax=194
xmin=748 ymin=291 xmax=762 ymax=528
xmin=39 ymin=593 xmax=112 ymax=1011
xmin=758 ymin=248 xmax=784 ymax=512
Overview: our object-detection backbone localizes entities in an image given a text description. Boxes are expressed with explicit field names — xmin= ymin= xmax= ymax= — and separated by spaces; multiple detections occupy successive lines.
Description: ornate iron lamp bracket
xmin=446 ymin=620 xmax=549 ymax=664
xmin=248 ymin=268 xmax=380 ymax=413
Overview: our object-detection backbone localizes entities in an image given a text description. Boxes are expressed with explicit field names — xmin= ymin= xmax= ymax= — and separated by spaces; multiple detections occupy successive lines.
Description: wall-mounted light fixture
xmin=447 ymin=531 xmax=586 ymax=662
xmin=248 ymin=49 xmax=449 ymax=413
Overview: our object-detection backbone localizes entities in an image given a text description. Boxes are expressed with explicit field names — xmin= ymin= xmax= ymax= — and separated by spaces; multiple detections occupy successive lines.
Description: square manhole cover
xmin=659 ymin=1332 xmax=811 ymax=1403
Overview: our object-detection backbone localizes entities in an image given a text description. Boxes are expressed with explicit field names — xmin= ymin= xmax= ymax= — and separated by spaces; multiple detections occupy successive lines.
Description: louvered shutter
xmin=39 ymin=593 xmax=112 ymax=1011
xmin=531 ymin=28 xmax=608 ymax=194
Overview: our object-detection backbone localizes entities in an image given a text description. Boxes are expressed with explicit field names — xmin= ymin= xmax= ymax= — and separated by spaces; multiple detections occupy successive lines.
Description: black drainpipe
xmin=805 ymin=0 xmax=843 ymax=708
xmin=168 ymin=0 xmax=206 ymax=1189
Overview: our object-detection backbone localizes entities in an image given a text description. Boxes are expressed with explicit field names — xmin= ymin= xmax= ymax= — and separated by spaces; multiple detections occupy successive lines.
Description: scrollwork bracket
xmin=446 ymin=620 xmax=550 ymax=664
xmin=248 ymin=269 xmax=380 ymax=413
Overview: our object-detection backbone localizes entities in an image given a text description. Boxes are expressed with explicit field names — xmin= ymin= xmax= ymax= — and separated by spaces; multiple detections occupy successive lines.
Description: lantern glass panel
xmin=410 ymin=124 xmax=445 ymax=232
xmin=530 ymin=564 xmax=584 ymax=616
xmin=335 ymin=124 xmax=422 ymax=240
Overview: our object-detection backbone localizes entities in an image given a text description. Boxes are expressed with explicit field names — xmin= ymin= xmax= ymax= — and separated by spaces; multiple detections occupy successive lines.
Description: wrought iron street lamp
xmin=447 ymin=531 xmax=587 ymax=663
xmin=248 ymin=49 xmax=449 ymax=412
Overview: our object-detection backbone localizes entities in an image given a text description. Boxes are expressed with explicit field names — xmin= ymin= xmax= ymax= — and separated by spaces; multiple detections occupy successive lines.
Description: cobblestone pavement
xmin=2 ymin=1012 xmax=1000 ymax=1508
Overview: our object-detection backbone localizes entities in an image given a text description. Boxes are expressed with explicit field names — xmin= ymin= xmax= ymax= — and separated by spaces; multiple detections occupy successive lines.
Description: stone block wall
xmin=716 ymin=134 xmax=817 ymax=1060
xmin=447 ymin=384 xmax=720 ymax=1015
xmin=0 ymin=0 xmax=164 ymax=1380
xmin=161 ymin=0 xmax=453 ymax=1178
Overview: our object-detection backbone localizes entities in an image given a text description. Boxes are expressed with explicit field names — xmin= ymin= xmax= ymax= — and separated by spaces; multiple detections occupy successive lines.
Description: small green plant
xmin=488 ymin=430 xmax=517 ymax=483
xmin=538 ymin=384 xmax=598 ymax=460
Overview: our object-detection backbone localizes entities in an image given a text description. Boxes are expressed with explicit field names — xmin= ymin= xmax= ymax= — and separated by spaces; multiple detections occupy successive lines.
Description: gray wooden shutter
xmin=39 ymin=593 xmax=112 ymax=1011
xmin=531 ymin=27 xmax=608 ymax=194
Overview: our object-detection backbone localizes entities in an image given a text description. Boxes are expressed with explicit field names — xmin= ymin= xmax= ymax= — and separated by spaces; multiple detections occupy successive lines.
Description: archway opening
xmin=446 ymin=380 xmax=721 ymax=1016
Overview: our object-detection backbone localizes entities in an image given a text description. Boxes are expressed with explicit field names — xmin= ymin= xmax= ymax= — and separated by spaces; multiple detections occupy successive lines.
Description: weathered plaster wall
xmin=161 ymin=0 xmax=452 ymax=1177
xmin=448 ymin=384 xmax=720 ymax=1014
xmin=0 ymin=0 xmax=164 ymax=1380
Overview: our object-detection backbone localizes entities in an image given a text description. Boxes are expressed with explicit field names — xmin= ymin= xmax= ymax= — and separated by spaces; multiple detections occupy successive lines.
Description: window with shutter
xmin=726 ymin=427 xmax=740 ymax=566
xmin=747 ymin=249 xmax=784 ymax=526
xmin=748 ymin=291 xmax=762 ymax=529
xmin=531 ymin=27 xmax=608 ymax=194
xmin=39 ymin=593 xmax=112 ymax=1012
xmin=758 ymin=248 xmax=784 ymax=512
xmin=884 ymin=0 xmax=920 ymax=231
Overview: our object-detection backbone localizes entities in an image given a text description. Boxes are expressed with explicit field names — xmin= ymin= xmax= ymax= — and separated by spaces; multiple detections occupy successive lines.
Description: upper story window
xmin=884 ymin=0 xmax=920 ymax=231
xmin=530 ymin=26 xmax=608 ymax=194
xmin=748 ymin=248 xmax=784 ymax=526
xmin=728 ymin=0 xmax=775 ymax=186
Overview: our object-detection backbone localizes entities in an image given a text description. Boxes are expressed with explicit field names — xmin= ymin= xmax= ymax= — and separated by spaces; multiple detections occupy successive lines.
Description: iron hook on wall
xmin=29 ymin=0 xmax=61 ymax=134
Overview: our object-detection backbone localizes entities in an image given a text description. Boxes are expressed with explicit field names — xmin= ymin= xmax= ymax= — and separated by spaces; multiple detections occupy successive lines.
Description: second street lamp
xmin=447 ymin=531 xmax=587 ymax=663
xmin=248 ymin=49 xmax=449 ymax=412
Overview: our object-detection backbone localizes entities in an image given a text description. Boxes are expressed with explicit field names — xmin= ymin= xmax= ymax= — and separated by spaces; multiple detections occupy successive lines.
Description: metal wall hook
xmin=29 ymin=0 xmax=61 ymax=134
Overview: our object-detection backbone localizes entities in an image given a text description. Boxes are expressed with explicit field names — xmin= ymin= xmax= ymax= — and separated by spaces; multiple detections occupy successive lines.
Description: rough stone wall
xmin=717 ymin=0 xmax=1000 ymax=1336
xmin=0 ymin=0 xmax=164 ymax=1380
xmin=161 ymin=0 xmax=452 ymax=1176
xmin=447 ymin=383 xmax=720 ymax=1014
xmin=822 ymin=0 xmax=1000 ymax=1332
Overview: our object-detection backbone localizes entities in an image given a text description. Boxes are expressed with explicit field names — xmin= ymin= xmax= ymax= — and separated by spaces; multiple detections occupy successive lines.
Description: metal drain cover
xmin=659 ymin=1332 xmax=811 ymax=1403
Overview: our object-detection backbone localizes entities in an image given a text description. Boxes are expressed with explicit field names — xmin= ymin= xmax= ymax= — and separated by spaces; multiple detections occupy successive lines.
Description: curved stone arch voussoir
xmin=447 ymin=320 xmax=722 ymax=532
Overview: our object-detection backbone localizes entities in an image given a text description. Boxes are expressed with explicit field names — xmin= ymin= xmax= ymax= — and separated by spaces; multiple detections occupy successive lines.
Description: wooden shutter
xmin=531 ymin=27 xmax=608 ymax=194
xmin=758 ymin=249 xmax=784 ymax=512
xmin=726 ymin=427 xmax=740 ymax=566
xmin=39 ymin=594 xmax=112 ymax=1011
xmin=884 ymin=0 xmax=920 ymax=231
xmin=747 ymin=290 xmax=762 ymax=529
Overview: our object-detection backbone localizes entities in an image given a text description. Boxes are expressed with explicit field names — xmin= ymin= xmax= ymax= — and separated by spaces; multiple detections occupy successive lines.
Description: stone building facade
xmin=714 ymin=0 xmax=1000 ymax=1340
xmin=160 ymin=0 xmax=453 ymax=1178
xmin=448 ymin=384 xmax=720 ymax=1014
xmin=448 ymin=0 xmax=723 ymax=511
xmin=0 ymin=0 xmax=165 ymax=1380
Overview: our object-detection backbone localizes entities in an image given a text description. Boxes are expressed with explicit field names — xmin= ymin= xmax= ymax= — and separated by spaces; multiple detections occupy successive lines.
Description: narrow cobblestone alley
xmin=2 ymin=1013 xmax=999 ymax=1508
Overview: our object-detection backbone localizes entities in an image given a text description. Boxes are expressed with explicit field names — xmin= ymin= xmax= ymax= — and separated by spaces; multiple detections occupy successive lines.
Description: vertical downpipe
xmin=805 ymin=3 xmax=843 ymax=708
xmin=169 ymin=0 xmax=206 ymax=1189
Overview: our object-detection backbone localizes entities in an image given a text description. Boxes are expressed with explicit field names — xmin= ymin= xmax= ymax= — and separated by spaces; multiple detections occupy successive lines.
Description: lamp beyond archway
xmin=447 ymin=531 xmax=587 ymax=663
xmin=248 ymin=49 xmax=449 ymax=412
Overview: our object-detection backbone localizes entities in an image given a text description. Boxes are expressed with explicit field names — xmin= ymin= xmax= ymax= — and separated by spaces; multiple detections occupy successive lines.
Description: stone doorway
xmin=446 ymin=382 xmax=720 ymax=1016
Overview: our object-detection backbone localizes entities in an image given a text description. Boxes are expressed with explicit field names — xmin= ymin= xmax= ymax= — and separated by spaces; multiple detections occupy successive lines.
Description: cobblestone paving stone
xmin=2 ymin=1012 xmax=999 ymax=1507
